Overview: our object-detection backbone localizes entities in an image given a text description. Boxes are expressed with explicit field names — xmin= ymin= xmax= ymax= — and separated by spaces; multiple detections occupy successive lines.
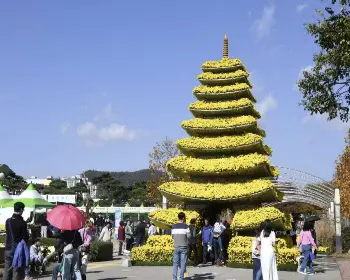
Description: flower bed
xmin=202 ymin=58 xmax=244 ymax=69
xmin=159 ymin=179 xmax=279 ymax=202
xmin=148 ymin=209 xmax=200 ymax=229
xmin=197 ymin=70 xmax=249 ymax=80
xmin=176 ymin=134 xmax=271 ymax=156
xmin=189 ymin=99 xmax=261 ymax=118
xmin=231 ymin=207 xmax=286 ymax=230
xmin=166 ymin=154 xmax=278 ymax=178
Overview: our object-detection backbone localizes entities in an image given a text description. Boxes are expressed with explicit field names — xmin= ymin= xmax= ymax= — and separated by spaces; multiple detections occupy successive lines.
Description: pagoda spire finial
xmin=223 ymin=34 xmax=229 ymax=59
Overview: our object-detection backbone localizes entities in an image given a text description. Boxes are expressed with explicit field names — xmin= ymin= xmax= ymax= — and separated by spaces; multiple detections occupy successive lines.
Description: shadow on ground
xmin=188 ymin=272 xmax=215 ymax=279
xmin=97 ymin=278 xmax=127 ymax=280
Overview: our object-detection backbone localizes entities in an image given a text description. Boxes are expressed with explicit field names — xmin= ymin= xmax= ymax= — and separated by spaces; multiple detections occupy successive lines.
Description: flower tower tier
xmin=150 ymin=35 xmax=290 ymax=232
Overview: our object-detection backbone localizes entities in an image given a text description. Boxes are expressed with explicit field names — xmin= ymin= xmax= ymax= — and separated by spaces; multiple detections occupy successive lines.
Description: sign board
xmin=47 ymin=195 xmax=76 ymax=204
xmin=78 ymin=206 xmax=156 ymax=214
xmin=114 ymin=209 xmax=122 ymax=239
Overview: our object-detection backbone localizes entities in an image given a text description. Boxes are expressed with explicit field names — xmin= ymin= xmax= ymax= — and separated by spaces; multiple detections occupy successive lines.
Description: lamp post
xmin=334 ymin=188 xmax=342 ymax=253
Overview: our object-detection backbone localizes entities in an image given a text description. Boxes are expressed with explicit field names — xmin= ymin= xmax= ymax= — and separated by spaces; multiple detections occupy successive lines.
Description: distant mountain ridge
xmin=84 ymin=169 xmax=151 ymax=185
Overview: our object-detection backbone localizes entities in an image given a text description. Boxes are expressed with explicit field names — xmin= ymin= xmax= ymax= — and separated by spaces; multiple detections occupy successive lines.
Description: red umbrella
xmin=47 ymin=205 xmax=85 ymax=230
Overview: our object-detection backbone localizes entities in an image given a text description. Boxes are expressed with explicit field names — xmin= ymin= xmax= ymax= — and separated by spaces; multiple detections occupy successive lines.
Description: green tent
xmin=4 ymin=184 xmax=54 ymax=208
xmin=0 ymin=184 xmax=12 ymax=206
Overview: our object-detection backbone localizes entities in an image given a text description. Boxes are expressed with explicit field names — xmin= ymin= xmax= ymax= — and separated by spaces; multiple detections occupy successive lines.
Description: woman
xmin=260 ymin=220 xmax=278 ymax=280
xmin=252 ymin=229 xmax=263 ymax=280
xmin=125 ymin=221 xmax=133 ymax=251
xmin=297 ymin=222 xmax=317 ymax=275
xmin=118 ymin=221 xmax=125 ymax=256
xmin=58 ymin=229 xmax=83 ymax=280
xmin=212 ymin=219 xmax=226 ymax=265
xmin=79 ymin=221 xmax=93 ymax=280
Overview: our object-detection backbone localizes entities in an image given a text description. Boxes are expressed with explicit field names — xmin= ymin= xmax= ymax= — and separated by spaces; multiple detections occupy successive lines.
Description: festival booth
xmin=0 ymin=184 xmax=54 ymax=229
xmin=0 ymin=184 xmax=12 ymax=206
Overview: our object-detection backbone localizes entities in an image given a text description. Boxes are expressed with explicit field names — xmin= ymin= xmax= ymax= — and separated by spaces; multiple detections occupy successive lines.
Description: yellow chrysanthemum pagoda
xmin=149 ymin=35 xmax=291 ymax=233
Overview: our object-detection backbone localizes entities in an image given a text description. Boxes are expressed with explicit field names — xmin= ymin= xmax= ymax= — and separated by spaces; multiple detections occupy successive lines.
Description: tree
xmin=0 ymin=165 xmax=27 ymax=194
xmin=334 ymin=128 xmax=350 ymax=218
xmin=298 ymin=0 xmax=350 ymax=122
xmin=42 ymin=179 xmax=70 ymax=195
xmin=49 ymin=179 xmax=67 ymax=189
xmin=92 ymin=172 xmax=129 ymax=204
xmin=128 ymin=181 xmax=151 ymax=206
xmin=146 ymin=137 xmax=179 ymax=206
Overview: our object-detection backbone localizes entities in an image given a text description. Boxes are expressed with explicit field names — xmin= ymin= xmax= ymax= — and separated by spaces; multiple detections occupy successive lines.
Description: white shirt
xmin=99 ymin=226 xmax=112 ymax=242
xmin=148 ymin=225 xmax=157 ymax=236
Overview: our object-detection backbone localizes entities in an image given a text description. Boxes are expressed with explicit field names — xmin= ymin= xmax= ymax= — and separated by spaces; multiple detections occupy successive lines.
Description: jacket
xmin=13 ymin=240 xmax=29 ymax=272
xmin=99 ymin=226 xmax=112 ymax=242
xmin=59 ymin=230 xmax=83 ymax=249
xmin=79 ymin=228 xmax=93 ymax=248
xmin=118 ymin=226 xmax=125 ymax=241
xmin=136 ymin=222 xmax=146 ymax=238
xmin=5 ymin=214 xmax=29 ymax=251
xmin=125 ymin=225 xmax=133 ymax=239
xmin=188 ymin=225 xmax=197 ymax=245
xmin=29 ymin=245 xmax=42 ymax=261
xmin=202 ymin=225 xmax=213 ymax=244
xmin=171 ymin=223 xmax=191 ymax=248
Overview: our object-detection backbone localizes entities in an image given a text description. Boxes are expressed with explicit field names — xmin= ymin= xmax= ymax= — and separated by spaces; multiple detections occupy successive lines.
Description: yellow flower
xmin=193 ymin=83 xmax=251 ymax=94
xmin=202 ymin=58 xmax=244 ymax=69
xmin=166 ymin=154 xmax=276 ymax=177
xmin=181 ymin=116 xmax=256 ymax=129
xmin=159 ymin=179 xmax=278 ymax=201
xmin=197 ymin=70 xmax=249 ymax=80
xmin=148 ymin=208 xmax=199 ymax=228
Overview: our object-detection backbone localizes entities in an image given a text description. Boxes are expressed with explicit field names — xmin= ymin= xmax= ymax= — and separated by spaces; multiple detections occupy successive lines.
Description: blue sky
xmin=0 ymin=1 xmax=347 ymax=181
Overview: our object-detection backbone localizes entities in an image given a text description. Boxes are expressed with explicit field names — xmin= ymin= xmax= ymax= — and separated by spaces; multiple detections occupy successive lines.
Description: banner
xmin=47 ymin=195 xmax=76 ymax=204
xmin=114 ymin=209 xmax=122 ymax=239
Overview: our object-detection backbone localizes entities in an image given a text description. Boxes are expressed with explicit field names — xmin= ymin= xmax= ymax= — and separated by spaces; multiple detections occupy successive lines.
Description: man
xmin=135 ymin=220 xmax=146 ymax=246
xmin=148 ymin=222 xmax=157 ymax=236
xmin=99 ymin=222 xmax=113 ymax=242
xmin=29 ymin=238 xmax=45 ymax=274
xmin=96 ymin=214 xmax=104 ymax=235
xmin=202 ymin=219 xmax=213 ymax=265
xmin=171 ymin=212 xmax=191 ymax=280
xmin=4 ymin=202 xmax=29 ymax=280
xmin=187 ymin=218 xmax=198 ymax=266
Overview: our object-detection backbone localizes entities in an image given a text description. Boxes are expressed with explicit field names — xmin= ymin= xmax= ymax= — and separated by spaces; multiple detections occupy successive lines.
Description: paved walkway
xmin=39 ymin=255 xmax=342 ymax=280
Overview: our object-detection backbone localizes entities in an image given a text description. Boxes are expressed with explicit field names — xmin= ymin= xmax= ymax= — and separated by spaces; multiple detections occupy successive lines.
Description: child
xmin=30 ymin=238 xmax=45 ymax=274
xmin=252 ymin=230 xmax=262 ymax=280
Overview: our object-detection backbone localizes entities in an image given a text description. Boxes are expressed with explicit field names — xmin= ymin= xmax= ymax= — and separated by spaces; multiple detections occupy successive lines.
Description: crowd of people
xmin=171 ymin=212 xmax=318 ymax=280
xmin=3 ymin=202 xmax=318 ymax=280
xmin=3 ymin=203 xmax=117 ymax=280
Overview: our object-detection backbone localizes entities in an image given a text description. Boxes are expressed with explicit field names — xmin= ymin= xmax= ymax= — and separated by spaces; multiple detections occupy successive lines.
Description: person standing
xmin=58 ymin=229 xmax=83 ymax=280
xmin=125 ymin=221 xmax=134 ymax=251
xmin=252 ymin=229 xmax=263 ymax=280
xmin=187 ymin=218 xmax=198 ymax=266
xmin=260 ymin=220 xmax=278 ymax=280
xmin=4 ymin=201 xmax=29 ymax=280
xmin=99 ymin=222 xmax=113 ymax=242
xmin=41 ymin=215 xmax=48 ymax=238
xmin=212 ymin=219 xmax=226 ymax=265
xmin=135 ymin=220 xmax=146 ymax=246
xmin=171 ymin=212 xmax=191 ymax=280
xmin=148 ymin=222 xmax=157 ymax=236
xmin=79 ymin=221 xmax=93 ymax=280
xmin=117 ymin=221 xmax=125 ymax=256
xmin=96 ymin=214 xmax=104 ymax=235
xmin=297 ymin=222 xmax=318 ymax=275
xmin=202 ymin=219 xmax=213 ymax=265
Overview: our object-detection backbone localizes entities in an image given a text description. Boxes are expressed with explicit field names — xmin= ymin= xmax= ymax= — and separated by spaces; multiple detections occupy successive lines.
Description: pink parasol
xmin=47 ymin=205 xmax=85 ymax=230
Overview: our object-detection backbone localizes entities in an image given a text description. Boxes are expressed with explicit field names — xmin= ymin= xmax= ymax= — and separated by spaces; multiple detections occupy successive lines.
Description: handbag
xmin=310 ymin=252 xmax=316 ymax=261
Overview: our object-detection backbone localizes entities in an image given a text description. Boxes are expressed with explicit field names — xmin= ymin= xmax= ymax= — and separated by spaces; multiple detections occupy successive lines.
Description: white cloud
xmin=77 ymin=122 xmax=136 ymax=143
xmin=252 ymin=5 xmax=276 ymax=39
xmin=296 ymin=4 xmax=308 ymax=14
xmin=60 ymin=123 xmax=71 ymax=134
xmin=256 ymin=94 xmax=278 ymax=116
xmin=302 ymin=114 xmax=350 ymax=132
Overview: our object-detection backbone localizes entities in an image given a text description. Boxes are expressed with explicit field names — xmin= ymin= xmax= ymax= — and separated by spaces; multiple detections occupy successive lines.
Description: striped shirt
xmin=171 ymin=223 xmax=191 ymax=248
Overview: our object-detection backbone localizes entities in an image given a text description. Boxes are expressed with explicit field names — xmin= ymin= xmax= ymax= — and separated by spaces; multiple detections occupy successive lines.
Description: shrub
xmin=89 ymin=241 xmax=113 ymax=262
xmin=342 ymin=227 xmax=350 ymax=253
xmin=314 ymin=218 xmax=335 ymax=253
